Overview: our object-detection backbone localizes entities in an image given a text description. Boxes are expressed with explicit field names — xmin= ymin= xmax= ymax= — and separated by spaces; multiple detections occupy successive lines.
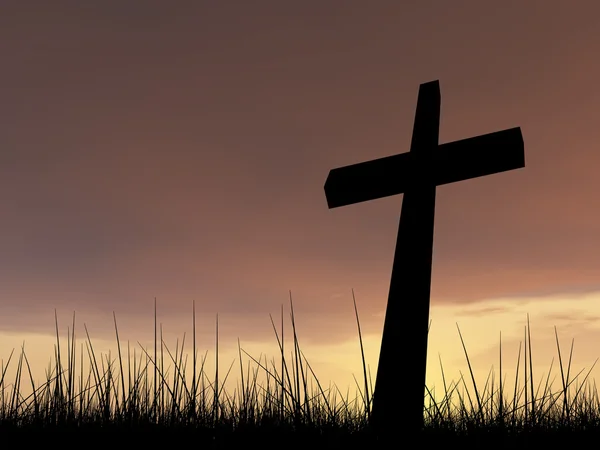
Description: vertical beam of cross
xmin=369 ymin=81 xmax=439 ymax=434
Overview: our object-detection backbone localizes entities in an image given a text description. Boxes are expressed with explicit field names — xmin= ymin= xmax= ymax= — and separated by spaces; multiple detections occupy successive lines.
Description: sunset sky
xmin=2 ymin=1 xmax=600 ymax=402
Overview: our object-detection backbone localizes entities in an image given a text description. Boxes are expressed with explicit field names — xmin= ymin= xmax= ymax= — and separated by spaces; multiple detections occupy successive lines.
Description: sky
xmin=1 ymin=1 xmax=600 ymax=405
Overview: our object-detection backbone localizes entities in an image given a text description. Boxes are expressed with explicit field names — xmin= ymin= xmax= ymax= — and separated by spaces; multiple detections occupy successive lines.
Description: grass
xmin=1 ymin=292 xmax=600 ymax=449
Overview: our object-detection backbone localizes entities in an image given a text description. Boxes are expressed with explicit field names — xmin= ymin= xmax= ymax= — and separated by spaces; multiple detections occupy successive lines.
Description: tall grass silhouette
xmin=0 ymin=293 xmax=599 ymax=448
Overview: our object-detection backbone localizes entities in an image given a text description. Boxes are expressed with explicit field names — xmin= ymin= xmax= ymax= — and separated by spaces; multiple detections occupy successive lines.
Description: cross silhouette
xmin=324 ymin=80 xmax=525 ymax=435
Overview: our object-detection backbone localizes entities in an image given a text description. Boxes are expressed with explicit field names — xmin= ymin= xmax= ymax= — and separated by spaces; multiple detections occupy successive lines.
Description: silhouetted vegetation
xmin=0 ymin=295 xmax=598 ymax=449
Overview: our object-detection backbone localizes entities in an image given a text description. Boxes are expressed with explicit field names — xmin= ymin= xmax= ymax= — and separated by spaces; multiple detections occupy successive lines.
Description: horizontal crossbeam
xmin=324 ymin=127 xmax=524 ymax=209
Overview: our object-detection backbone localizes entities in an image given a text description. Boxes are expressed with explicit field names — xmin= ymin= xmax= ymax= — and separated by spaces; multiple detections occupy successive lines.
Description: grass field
xmin=1 ymin=296 xmax=599 ymax=449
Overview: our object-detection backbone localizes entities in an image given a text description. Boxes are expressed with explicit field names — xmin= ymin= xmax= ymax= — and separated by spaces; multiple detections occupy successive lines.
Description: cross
xmin=323 ymin=80 xmax=525 ymax=436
